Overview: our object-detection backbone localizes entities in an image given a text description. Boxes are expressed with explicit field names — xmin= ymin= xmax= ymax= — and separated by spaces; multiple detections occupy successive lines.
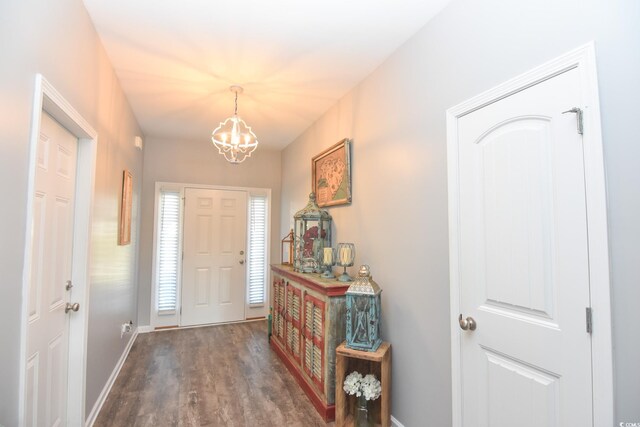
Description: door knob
xmin=458 ymin=314 xmax=477 ymax=331
xmin=239 ymin=260 xmax=245 ymax=265
xmin=65 ymin=302 xmax=80 ymax=313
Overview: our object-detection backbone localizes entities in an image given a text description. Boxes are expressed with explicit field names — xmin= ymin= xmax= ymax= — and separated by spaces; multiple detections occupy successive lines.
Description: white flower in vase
xmin=361 ymin=374 xmax=382 ymax=401
xmin=343 ymin=371 xmax=382 ymax=401
xmin=343 ymin=371 xmax=363 ymax=396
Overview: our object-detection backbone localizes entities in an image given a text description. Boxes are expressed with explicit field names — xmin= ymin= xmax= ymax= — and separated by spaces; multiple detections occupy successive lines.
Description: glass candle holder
xmin=336 ymin=243 xmax=355 ymax=282
xmin=321 ymin=247 xmax=336 ymax=279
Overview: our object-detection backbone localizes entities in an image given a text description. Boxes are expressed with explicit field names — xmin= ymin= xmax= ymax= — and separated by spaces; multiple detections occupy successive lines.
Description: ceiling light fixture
xmin=211 ymin=85 xmax=259 ymax=164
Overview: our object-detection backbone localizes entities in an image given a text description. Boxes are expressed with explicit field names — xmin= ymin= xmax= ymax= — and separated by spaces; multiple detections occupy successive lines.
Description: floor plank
xmin=94 ymin=320 xmax=332 ymax=427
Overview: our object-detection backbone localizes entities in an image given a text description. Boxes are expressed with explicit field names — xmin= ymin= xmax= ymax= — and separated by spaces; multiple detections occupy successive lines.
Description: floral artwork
xmin=312 ymin=138 xmax=352 ymax=207
xmin=318 ymin=156 xmax=345 ymax=200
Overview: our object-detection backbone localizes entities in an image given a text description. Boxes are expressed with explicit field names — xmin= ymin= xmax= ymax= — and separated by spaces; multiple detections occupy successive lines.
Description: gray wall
xmin=0 ymin=0 xmax=143 ymax=424
xmin=137 ymin=137 xmax=282 ymax=326
xmin=280 ymin=0 xmax=640 ymax=425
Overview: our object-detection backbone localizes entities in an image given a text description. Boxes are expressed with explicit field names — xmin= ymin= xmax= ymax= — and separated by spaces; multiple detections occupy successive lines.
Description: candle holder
xmin=281 ymin=229 xmax=294 ymax=265
xmin=321 ymin=247 xmax=336 ymax=279
xmin=336 ymin=243 xmax=356 ymax=282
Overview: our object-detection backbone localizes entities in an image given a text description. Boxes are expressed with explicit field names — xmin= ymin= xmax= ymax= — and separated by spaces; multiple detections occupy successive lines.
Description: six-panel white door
xmin=26 ymin=112 xmax=78 ymax=427
xmin=181 ymin=188 xmax=247 ymax=326
xmin=454 ymin=67 xmax=593 ymax=426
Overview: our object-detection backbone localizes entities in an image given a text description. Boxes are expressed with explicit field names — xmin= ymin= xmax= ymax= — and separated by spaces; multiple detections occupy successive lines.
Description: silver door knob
xmin=239 ymin=260 xmax=245 ymax=265
xmin=65 ymin=302 xmax=80 ymax=313
xmin=458 ymin=314 xmax=476 ymax=331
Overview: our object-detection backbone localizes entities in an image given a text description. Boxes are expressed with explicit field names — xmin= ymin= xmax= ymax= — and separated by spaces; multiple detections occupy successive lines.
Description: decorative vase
xmin=355 ymin=395 xmax=373 ymax=427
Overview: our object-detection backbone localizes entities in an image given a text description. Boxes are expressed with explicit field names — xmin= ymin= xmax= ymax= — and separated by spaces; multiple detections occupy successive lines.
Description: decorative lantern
xmin=293 ymin=193 xmax=332 ymax=273
xmin=281 ymin=229 xmax=294 ymax=265
xmin=346 ymin=265 xmax=382 ymax=352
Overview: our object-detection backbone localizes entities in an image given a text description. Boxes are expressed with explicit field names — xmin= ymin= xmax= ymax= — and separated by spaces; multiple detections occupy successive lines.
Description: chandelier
xmin=211 ymin=85 xmax=259 ymax=164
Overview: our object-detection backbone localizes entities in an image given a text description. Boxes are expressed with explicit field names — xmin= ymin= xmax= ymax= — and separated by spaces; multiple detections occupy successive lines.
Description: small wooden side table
xmin=335 ymin=341 xmax=391 ymax=427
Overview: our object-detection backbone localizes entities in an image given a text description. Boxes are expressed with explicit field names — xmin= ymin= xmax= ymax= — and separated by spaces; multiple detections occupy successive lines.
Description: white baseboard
xmin=137 ymin=325 xmax=153 ymax=333
xmin=84 ymin=328 xmax=139 ymax=426
xmin=391 ymin=415 xmax=405 ymax=427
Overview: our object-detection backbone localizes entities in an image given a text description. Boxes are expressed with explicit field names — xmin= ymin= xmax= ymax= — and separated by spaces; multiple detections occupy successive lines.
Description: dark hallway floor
xmin=95 ymin=320 xmax=331 ymax=426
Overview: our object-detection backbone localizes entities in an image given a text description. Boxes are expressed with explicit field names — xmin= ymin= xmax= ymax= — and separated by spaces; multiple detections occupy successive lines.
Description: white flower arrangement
xmin=343 ymin=371 xmax=363 ymax=396
xmin=343 ymin=371 xmax=382 ymax=401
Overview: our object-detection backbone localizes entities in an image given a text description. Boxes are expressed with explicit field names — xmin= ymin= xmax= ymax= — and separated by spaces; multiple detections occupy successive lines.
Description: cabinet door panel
xmin=286 ymin=286 xmax=302 ymax=363
xmin=303 ymin=294 xmax=325 ymax=390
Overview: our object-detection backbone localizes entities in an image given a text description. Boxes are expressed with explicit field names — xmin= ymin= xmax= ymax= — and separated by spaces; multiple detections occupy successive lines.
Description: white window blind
xmin=248 ymin=195 xmax=267 ymax=306
xmin=157 ymin=191 xmax=180 ymax=313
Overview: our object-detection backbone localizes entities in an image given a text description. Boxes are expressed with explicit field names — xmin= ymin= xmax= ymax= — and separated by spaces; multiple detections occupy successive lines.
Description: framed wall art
xmin=312 ymin=138 xmax=352 ymax=207
xmin=118 ymin=170 xmax=133 ymax=245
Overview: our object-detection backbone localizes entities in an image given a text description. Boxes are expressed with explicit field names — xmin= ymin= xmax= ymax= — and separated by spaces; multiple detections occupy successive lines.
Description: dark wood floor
xmin=95 ymin=320 xmax=332 ymax=427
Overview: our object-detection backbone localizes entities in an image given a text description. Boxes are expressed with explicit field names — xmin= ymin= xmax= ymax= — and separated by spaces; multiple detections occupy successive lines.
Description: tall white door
xmin=26 ymin=112 xmax=78 ymax=427
xmin=181 ymin=188 xmax=247 ymax=326
xmin=453 ymin=67 xmax=593 ymax=426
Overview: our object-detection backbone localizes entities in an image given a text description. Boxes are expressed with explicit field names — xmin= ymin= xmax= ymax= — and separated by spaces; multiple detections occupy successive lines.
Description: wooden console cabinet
xmin=270 ymin=264 xmax=350 ymax=421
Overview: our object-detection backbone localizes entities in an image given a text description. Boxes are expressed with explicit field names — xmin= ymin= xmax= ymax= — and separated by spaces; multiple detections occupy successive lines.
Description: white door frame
xmin=19 ymin=74 xmax=98 ymax=426
xmin=150 ymin=182 xmax=271 ymax=329
xmin=446 ymin=42 xmax=613 ymax=427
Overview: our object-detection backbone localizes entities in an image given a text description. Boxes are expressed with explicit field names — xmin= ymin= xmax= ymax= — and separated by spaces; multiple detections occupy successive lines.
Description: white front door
xmin=453 ymin=67 xmax=593 ymax=426
xmin=181 ymin=188 xmax=247 ymax=326
xmin=26 ymin=112 xmax=78 ymax=427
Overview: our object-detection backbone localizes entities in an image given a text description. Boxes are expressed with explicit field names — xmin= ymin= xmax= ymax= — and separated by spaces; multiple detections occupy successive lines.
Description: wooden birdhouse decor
xmin=346 ymin=265 xmax=382 ymax=352
xmin=293 ymin=193 xmax=332 ymax=273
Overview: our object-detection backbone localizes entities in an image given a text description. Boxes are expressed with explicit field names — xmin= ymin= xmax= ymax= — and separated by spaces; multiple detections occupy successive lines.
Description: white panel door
xmin=181 ymin=188 xmax=247 ymax=326
xmin=26 ymin=112 xmax=78 ymax=427
xmin=455 ymin=67 xmax=592 ymax=427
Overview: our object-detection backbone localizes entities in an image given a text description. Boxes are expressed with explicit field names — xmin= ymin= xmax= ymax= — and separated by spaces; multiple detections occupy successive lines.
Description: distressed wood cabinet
xmin=270 ymin=264 xmax=349 ymax=421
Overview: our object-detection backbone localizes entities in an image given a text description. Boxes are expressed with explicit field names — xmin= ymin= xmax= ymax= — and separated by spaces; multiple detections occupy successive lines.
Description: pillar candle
xmin=340 ymin=246 xmax=351 ymax=265
xmin=323 ymin=247 xmax=333 ymax=265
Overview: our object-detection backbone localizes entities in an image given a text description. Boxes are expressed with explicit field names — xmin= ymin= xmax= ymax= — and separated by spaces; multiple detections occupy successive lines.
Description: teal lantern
xmin=293 ymin=193 xmax=332 ymax=273
xmin=346 ymin=265 xmax=382 ymax=352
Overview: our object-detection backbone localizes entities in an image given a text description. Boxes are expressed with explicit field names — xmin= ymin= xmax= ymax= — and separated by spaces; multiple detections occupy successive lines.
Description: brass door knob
xmin=458 ymin=314 xmax=476 ymax=331
xmin=65 ymin=302 xmax=80 ymax=313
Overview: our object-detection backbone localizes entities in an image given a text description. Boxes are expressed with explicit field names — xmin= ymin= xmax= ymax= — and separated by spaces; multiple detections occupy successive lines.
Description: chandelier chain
xmin=234 ymin=91 xmax=238 ymax=115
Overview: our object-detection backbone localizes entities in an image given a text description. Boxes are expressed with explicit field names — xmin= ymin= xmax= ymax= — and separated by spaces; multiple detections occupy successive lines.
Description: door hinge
xmin=562 ymin=107 xmax=584 ymax=135
xmin=586 ymin=307 xmax=593 ymax=334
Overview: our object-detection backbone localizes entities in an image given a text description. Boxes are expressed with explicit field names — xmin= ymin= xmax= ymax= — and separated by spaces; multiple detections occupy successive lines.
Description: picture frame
xmin=312 ymin=138 xmax=352 ymax=207
xmin=118 ymin=170 xmax=133 ymax=245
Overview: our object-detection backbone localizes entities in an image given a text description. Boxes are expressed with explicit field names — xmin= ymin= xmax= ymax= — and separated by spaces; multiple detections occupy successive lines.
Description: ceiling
xmin=82 ymin=0 xmax=451 ymax=149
